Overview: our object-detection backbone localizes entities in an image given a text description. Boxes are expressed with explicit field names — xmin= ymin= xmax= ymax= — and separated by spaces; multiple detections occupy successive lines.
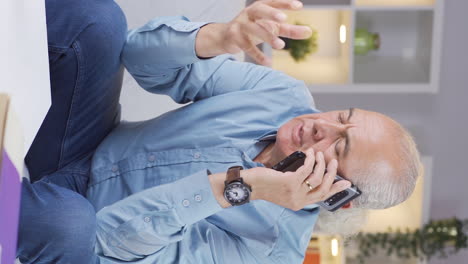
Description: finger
xmin=326 ymin=180 xmax=352 ymax=199
xmin=296 ymin=148 xmax=316 ymax=182
xmin=238 ymin=34 xmax=271 ymax=66
xmin=304 ymin=153 xmax=327 ymax=189
xmin=256 ymin=19 xmax=281 ymax=37
xmin=246 ymin=45 xmax=271 ymax=66
xmin=261 ymin=0 xmax=303 ymax=10
xmin=279 ymin=23 xmax=312 ymax=40
xmin=312 ymin=151 xmax=326 ymax=178
xmin=314 ymin=158 xmax=338 ymax=198
xmin=248 ymin=2 xmax=288 ymax=22
xmin=304 ymin=181 xmax=314 ymax=192
xmin=244 ymin=22 xmax=284 ymax=49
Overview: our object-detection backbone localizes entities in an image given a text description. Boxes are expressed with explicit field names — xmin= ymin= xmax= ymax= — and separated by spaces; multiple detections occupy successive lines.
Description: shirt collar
xmin=257 ymin=130 xmax=277 ymax=142
xmin=243 ymin=130 xmax=278 ymax=165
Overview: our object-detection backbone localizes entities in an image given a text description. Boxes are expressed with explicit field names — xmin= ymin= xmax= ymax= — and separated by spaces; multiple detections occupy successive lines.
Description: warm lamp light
xmin=331 ymin=238 xmax=339 ymax=257
xmin=339 ymin=24 xmax=347 ymax=44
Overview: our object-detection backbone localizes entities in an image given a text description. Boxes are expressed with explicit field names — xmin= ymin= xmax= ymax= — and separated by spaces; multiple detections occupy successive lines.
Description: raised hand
xmin=196 ymin=0 xmax=313 ymax=66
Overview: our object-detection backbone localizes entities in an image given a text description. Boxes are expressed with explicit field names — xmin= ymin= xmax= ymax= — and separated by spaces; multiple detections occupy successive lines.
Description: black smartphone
xmin=271 ymin=151 xmax=307 ymax=172
xmin=272 ymin=151 xmax=362 ymax=212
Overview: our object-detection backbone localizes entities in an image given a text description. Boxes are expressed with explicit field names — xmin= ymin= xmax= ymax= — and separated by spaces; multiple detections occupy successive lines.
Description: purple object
xmin=0 ymin=150 xmax=22 ymax=264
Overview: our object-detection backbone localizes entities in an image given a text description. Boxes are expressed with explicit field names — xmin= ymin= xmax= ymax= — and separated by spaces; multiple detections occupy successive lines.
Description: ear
xmin=341 ymin=202 xmax=352 ymax=209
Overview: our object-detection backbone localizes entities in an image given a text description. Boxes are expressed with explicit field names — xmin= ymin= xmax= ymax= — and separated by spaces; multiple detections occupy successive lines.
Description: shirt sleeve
xmin=94 ymin=170 xmax=223 ymax=261
xmin=122 ymin=16 xmax=305 ymax=104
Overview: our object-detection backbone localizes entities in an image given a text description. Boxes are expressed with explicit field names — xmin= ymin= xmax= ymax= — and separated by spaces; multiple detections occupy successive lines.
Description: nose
xmin=313 ymin=119 xmax=354 ymax=143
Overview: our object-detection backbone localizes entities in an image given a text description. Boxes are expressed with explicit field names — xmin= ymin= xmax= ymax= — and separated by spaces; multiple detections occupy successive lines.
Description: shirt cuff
xmin=135 ymin=16 xmax=211 ymax=66
xmin=171 ymin=170 xmax=223 ymax=225
xmin=162 ymin=18 xmax=210 ymax=63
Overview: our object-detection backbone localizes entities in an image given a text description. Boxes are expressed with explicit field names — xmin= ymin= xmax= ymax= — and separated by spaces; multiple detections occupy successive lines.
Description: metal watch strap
xmin=226 ymin=166 xmax=243 ymax=183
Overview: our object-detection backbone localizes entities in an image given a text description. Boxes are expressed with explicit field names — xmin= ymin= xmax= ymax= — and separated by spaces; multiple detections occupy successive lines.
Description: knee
xmin=48 ymin=192 xmax=97 ymax=245
xmin=47 ymin=0 xmax=127 ymax=58
xmin=25 ymin=190 xmax=97 ymax=247
xmin=18 ymin=182 xmax=97 ymax=262
xmin=78 ymin=0 xmax=128 ymax=58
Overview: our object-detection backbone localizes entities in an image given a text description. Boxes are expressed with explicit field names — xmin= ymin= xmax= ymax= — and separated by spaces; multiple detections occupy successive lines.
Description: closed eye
xmin=334 ymin=142 xmax=339 ymax=157
xmin=335 ymin=111 xmax=348 ymax=157
xmin=334 ymin=139 xmax=342 ymax=157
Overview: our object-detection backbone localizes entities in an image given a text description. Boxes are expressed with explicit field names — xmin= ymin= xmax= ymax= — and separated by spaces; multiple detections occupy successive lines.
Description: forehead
xmin=341 ymin=110 xmax=397 ymax=175
xmin=352 ymin=109 xmax=388 ymax=140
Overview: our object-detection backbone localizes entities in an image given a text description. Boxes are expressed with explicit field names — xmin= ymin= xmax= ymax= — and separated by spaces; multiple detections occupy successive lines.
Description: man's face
xmin=272 ymin=108 xmax=397 ymax=180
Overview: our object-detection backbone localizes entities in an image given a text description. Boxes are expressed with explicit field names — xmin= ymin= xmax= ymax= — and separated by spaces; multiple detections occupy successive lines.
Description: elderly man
xmin=20 ymin=0 xmax=337 ymax=263
xmin=88 ymin=7 xmax=421 ymax=264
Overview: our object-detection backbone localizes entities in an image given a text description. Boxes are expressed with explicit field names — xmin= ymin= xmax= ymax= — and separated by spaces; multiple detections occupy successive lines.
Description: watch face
xmin=224 ymin=182 xmax=250 ymax=205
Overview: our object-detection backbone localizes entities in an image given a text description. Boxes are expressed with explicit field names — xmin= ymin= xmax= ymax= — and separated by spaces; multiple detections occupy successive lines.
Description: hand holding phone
xmin=272 ymin=151 xmax=361 ymax=212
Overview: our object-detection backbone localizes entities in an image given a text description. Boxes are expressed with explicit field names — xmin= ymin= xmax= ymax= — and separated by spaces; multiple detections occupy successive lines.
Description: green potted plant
xmin=352 ymin=217 xmax=468 ymax=263
xmin=354 ymin=28 xmax=380 ymax=55
xmin=280 ymin=23 xmax=318 ymax=62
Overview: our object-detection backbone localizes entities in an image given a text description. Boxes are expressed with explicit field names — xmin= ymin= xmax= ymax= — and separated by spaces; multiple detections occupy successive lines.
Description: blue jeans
xmin=17 ymin=0 xmax=127 ymax=263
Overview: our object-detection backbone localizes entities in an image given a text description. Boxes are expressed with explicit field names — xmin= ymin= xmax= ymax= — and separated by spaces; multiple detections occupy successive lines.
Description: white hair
xmin=351 ymin=120 xmax=421 ymax=210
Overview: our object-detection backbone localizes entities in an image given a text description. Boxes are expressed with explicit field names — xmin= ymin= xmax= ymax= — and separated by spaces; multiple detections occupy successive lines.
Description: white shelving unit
xmin=260 ymin=0 xmax=444 ymax=93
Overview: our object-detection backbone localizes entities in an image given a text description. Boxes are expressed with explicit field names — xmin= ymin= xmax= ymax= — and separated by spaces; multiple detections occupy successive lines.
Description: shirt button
xmin=144 ymin=216 xmax=151 ymax=223
xmin=193 ymin=152 xmax=201 ymax=159
xmin=182 ymin=199 xmax=190 ymax=207
xmin=148 ymin=154 xmax=156 ymax=162
xmin=111 ymin=165 xmax=119 ymax=172
xmin=194 ymin=194 xmax=202 ymax=202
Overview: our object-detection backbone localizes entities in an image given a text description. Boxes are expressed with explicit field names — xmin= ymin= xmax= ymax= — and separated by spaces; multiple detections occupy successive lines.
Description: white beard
xmin=313 ymin=207 xmax=369 ymax=237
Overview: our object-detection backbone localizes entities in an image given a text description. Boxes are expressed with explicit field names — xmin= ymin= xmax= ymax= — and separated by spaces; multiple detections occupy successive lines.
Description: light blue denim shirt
xmin=88 ymin=16 xmax=320 ymax=264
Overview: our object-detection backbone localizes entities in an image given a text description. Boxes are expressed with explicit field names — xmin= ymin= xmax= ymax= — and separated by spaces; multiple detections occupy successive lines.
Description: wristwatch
xmin=223 ymin=166 xmax=252 ymax=206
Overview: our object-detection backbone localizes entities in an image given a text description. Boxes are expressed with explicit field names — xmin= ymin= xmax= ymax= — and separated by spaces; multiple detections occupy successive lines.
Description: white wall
xmin=115 ymin=0 xmax=246 ymax=121
xmin=0 ymin=0 xmax=50 ymax=153
xmin=1 ymin=1 xmax=50 ymax=263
